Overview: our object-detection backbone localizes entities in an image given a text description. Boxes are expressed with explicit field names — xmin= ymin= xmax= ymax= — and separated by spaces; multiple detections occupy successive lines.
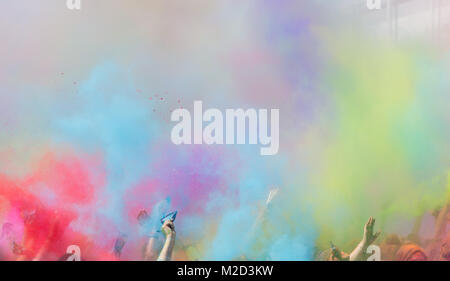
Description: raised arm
xmin=433 ymin=196 xmax=449 ymax=240
xmin=157 ymin=220 xmax=176 ymax=261
xmin=250 ymin=188 xmax=279 ymax=235
xmin=349 ymin=217 xmax=380 ymax=261
xmin=143 ymin=236 xmax=158 ymax=261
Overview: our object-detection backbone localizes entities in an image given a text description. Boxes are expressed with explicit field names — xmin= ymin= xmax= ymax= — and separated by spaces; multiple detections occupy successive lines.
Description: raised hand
xmin=266 ymin=188 xmax=279 ymax=206
xmin=161 ymin=220 xmax=176 ymax=237
xmin=157 ymin=220 xmax=176 ymax=261
xmin=363 ymin=216 xmax=380 ymax=246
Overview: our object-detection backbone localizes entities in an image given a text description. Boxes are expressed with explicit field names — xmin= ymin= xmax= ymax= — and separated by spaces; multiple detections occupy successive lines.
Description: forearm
xmin=249 ymin=206 xmax=268 ymax=239
xmin=434 ymin=202 xmax=449 ymax=239
xmin=349 ymin=240 xmax=368 ymax=261
xmin=412 ymin=214 xmax=424 ymax=235
xmin=143 ymin=237 xmax=157 ymax=261
xmin=157 ymin=233 xmax=176 ymax=261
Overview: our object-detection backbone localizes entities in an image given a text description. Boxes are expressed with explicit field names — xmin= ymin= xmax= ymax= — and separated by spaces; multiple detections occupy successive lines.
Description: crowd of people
xmin=318 ymin=201 xmax=450 ymax=261
xmin=0 ymin=188 xmax=449 ymax=261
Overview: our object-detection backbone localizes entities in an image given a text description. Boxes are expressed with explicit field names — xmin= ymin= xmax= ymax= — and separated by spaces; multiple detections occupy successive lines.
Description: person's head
xmin=405 ymin=233 xmax=421 ymax=245
xmin=384 ymin=233 xmax=402 ymax=245
xmin=379 ymin=234 xmax=402 ymax=261
xmin=395 ymin=243 xmax=427 ymax=261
